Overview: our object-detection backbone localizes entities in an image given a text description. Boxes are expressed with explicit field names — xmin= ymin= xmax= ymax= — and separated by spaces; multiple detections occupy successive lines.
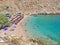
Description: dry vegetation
xmin=0 ymin=0 xmax=60 ymax=15
xmin=0 ymin=36 xmax=59 ymax=45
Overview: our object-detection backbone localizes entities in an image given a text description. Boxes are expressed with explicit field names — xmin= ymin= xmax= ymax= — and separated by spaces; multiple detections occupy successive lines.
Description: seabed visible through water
xmin=23 ymin=15 xmax=60 ymax=45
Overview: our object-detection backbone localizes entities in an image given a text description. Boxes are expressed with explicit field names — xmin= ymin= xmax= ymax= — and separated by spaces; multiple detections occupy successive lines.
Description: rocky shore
xmin=31 ymin=13 xmax=60 ymax=16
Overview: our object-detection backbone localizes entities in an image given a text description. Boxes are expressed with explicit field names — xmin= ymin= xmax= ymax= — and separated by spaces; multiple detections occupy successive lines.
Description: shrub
xmin=0 ymin=14 xmax=10 ymax=29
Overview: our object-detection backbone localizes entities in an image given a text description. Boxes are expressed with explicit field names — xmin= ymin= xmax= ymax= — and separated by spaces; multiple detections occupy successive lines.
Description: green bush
xmin=0 ymin=14 xmax=10 ymax=28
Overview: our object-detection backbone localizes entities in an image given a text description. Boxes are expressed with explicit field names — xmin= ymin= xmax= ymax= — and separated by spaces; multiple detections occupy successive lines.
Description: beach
xmin=0 ymin=15 xmax=29 ymax=41
xmin=0 ymin=0 xmax=60 ymax=45
xmin=0 ymin=14 xmax=40 ymax=45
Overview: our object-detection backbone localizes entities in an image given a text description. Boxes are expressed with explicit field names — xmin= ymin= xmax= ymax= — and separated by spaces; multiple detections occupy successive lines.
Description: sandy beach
xmin=0 ymin=15 xmax=29 ymax=41
xmin=0 ymin=0 xmax=60 ymax=45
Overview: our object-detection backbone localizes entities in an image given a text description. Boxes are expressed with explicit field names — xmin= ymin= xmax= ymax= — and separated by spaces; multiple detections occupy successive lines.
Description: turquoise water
xmin=23 ymin=15 xmax=60 ymax=43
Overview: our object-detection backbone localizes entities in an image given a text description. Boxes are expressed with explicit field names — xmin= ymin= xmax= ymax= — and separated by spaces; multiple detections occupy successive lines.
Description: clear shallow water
xmin=23 ymin=15 xmax=60 ymax=43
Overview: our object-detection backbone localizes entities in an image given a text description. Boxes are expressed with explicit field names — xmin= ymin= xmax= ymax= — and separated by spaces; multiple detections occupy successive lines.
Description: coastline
xmin=0 ymin=14 xmax=59 ymax=45
xmin=22 ymin=15 xmax=60 ymax=45
xmin=16 ymin=15 xmax=30 ymax=40
xmin=30 ymin=13 xmax=60 ymax=16
xmin=0 ymin=0 xmax=60 ymax=45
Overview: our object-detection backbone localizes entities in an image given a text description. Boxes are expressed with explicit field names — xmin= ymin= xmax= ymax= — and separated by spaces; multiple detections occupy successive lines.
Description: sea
xmin=23 ymin=15 xmax=60 ymax=44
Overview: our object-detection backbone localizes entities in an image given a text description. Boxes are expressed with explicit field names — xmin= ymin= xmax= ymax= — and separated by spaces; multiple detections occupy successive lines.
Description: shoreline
xmin=0 ymin=14 xmax=59 ymax=45
xmin=30 ymin=13 xmax=60 ymax=16
xmin=21 ymin=15 xmax=59 ymax=45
